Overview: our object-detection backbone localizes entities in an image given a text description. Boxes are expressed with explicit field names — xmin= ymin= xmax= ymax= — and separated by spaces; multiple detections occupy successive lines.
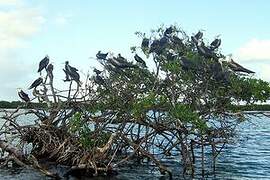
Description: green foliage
xmin=69 ymin=112 xmax=111 ymax=149
xmin=169 ymin=104 xmax=208 ymax=131
xmin=231 ymin=76 xmax=270 ymax=103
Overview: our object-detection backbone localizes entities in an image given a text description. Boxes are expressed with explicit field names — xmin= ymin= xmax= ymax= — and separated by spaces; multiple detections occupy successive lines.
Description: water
xmin=0 ymin=110 xmax=269 ymax=179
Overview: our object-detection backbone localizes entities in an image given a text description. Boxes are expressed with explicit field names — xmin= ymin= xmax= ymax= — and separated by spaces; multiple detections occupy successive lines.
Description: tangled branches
xmin=1 ymin=25 xmax=270 ymax=179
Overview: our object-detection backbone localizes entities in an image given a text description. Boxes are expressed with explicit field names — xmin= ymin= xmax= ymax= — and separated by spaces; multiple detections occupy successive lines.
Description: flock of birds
xmin=18 ymin=27 xmax=255 ymax=102
xmin=18 ymin=56 xmax=82 ymax=103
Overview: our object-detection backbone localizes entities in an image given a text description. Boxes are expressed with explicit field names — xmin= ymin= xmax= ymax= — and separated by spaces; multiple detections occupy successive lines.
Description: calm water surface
xmin=0 ymin=110 xmax=269 ymax=179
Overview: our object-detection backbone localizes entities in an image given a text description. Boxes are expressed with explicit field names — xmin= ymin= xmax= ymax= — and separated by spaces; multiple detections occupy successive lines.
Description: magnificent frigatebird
xmin=210 ymin=38 xmax=221 ymax=51
xmin=96 ymin=51 xmax=108 ymax=60
xmin=109 ymin=54 xmax=136 ymax=68
xmin=228 ymin=59 xmax=255 ymax=74
xmin=94 ymin=74 xmax=105 ymax=85
xmin=179 ymin=57 xmax=197 ymax=71
xmin=194 ymin=31 xmax=203 ymax=40
xmin=29 ymin=77 xmax=43 ymax=89
xmin=46 ymin=63 xmax=54 ymax=79
xmin=171 ymin=36 xmax=184 ymax=47
xmin=164 ymin=26 xmax=173 ymax=36
xmin=93 ymin=68 xmax=102 ymax=74
xmin=191 ymin=31 xmax=203 ymax=45
xmin=64 ymin=61 xmax=80 ymax=84
xmin=149 ymin=37 xmax=168 ymax=54
xmin=134 ymin=54 xmax=146 ymax=67
xmin=197 ymin=42 xmax=216 ymax=59
xmin=18 ymin=90 xmax=30 ymax=102
xmin=63 ymin=69 xmax=71 ymax=82
xmin=141 ymin=38 xmax=149 ymax=49
xmin=38 ymin=55 xmax=49 ymax=73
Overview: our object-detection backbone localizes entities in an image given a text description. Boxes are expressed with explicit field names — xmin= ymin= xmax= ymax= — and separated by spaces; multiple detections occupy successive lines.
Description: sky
xmin=0 ymin=0 xmax=270 ymax=101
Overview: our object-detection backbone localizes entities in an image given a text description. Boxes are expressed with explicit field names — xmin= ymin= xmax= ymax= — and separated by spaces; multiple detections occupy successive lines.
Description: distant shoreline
xmin=1 ymin=100 xmax=270 ymax=112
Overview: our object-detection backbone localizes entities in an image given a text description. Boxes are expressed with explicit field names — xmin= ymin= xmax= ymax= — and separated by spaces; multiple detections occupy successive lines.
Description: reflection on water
xmin=0 ymin=110 xmax=269 ymax=179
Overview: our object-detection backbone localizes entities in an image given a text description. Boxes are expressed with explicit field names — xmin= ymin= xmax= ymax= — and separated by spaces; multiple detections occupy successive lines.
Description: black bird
xmin=93 ymin=68 xmax=102 ymax=74
xmin=191 ymin=31 xmax=203 ymax=45
xmin=109 ymin=54 xmax=136 ymax=68
xmin=210 ymin=38 xmax=221 ymax=51
xmin=210 ymin=61 xmax=228 ymax=83
xmin=171 ymin=36 xmax=184 ymax=47
xmin=149 ymin=39 xmax=160 ymax=53
xmin=134 ymin=54 xmax=146 ymax=67
xmin=18 ymin=90 xmax=30 ymax=102
xmin=228 ymin=59 xmax=255 ymax=74
xmin=38 ymin=55 xmax=49 ymax=73
xmin=164 ymin=26 xmax=173 ymax=36
xmin=197 ymin=42 xmax=216 ymax=59
xmin=64 ymin=61 xmax=80 ymax=84
xmin=63 ymin=69 xmax=71 ymax=82
xmin=46 ymin=63 xmax=54 ymax=79
xmin=96 ymin=51 xmax=108 ymax=60
xmin=194 ymin=31 xmax=203 ymax=40
xmin=94 ymin=74 xmax=105 ymax=85
xmin=29 ymin=77 xmax=43 ymax=89
xmin=141 ymin=38 xmax=150 ymax=49
xmin=166 ymin=52 xmax=179 ymax=61
xmin=65 ymin=61 xmax=78 ymax=73
xmin=149 ymin=37 xmax=168 ymax=54
xmin=179 ymin=57 xmax=197 ymax=71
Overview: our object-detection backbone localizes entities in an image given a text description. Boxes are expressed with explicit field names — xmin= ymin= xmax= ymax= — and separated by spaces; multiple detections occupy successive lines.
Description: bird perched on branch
xmin=134 ymin=54 xmax=146 ymax=67
xmin=141 ymin=38 xmax=149 ymax=49
xmin=46 ymin=63 xmax=54 ymax=79
xmin=149 ymin=37 xmax=168 ymax=54
xmin=164 ymin=26 xmax=173 ymax=36
xmin=18 ymin=89 xmax=30 ymax=102
xmin=179 ymin=57 xmax=198 ymax=71
xmin=93 ymin=68 xmax=105 ymax=85
xmin=210 ymin=38 xmax=221 ymax=51
xmin=64 ymin=61 xmax=81 ymax=84
xmin=93 ymin=68 xmax=102 ymax=75
xmin=63 ymin=69 xmax=71 ymax=82
xmin=94 ymin=74 xmax=105 ymax=85
xmin=228 ymin=58 xmax=255 ymax=74
xmin=197 ymin=42 xmax=217 ymax=59
xmin=96 ymin=51 xmax=108 ymax=60
xmin=191 ymin=31 xmax=203 ymax=45
xmin=38 ymin=55 xmax=49 ymax=73
xmin=29 ymin=77 xmax=43 ymax=89
xmin=109 ymin=54 xmax=137 ymax=68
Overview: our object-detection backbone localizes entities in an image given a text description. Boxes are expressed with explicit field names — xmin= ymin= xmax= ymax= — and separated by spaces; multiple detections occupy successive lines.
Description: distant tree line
xmin=0 ymin=100 xmax=46 ymax=109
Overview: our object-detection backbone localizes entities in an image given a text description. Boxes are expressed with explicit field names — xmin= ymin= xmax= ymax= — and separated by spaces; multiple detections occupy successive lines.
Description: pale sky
xmin=1 ymin=0 xmax=270 ymax=101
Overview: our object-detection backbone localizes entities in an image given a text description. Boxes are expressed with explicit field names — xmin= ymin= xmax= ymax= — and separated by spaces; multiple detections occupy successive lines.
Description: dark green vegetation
xmin=1 ymin=25 xmax=270 ymax=179
xmin=0 ymin=101 xmax=46 ymax=109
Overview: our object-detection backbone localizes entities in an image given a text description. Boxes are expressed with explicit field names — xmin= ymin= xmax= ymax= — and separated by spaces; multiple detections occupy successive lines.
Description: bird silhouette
xmin=64 ymin=61 xmax=81 ymax=84
xmin=197 ymin=42 xmax=217 ymax=59
xmin=38 ymin=55 xmax=49 ymax=73
xmin=164 ymin=26 xmax=173 ymax=36
xmin=194 ymin=31 xmax=203 ymax=40
xmin=94 ymin=74 xmax=105 ymax=85
xmin=96 ymin=51 xmax=108 ymax=60
xmin=93 ymin=68 xmax=102 ymax=74
xmin=179 ymin=57 xmax=197 ymax=71
xmin=109 ymin=54 xmax=137 ymax=68
xmin=29 ymin=77 xmax=43 ymax=89
xmin=210 ymin=38 xmax=221 ymax=51
xmin=141 ymin=38 xmax=150 ymax=49
xmin=228 ymin=59 xmax=255 ymax=74
xmin=18 ymin=90 xmax=30 ymax=102
xmin=134 ymin=54 xmax=146 ymax=67
xmin=46 ymin=63 xmax=54 ymax=79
